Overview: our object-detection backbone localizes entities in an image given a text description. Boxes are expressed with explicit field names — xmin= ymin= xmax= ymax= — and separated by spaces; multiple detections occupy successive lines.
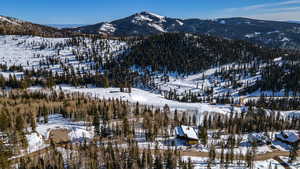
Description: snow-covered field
xmin=26 ymin=132 xmax=47 ymax=153
xmin=0 ymin=35 xmax=127 ymax=76
xmin=6 ymin=114 xmax=94 ymax=161
xmin=36 ymin=114 xmax=94 ymax=141
xmin=0 ymin=35 xmax=66 ymax=67
xmin=32 ymin=85 xmax=296 ymax=120
xmin=150 ymin=63 xmax=261 ymax=98
xmin=15 ymin=114 xmax=94 ymax=158
xmin=53 ymin=85 xmax=237 ymax=115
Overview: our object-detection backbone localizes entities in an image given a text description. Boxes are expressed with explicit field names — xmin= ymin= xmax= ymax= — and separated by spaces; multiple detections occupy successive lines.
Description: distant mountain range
xmin=67 ymin=11 xmax=300 ymax=49
xmin=47 ymin=24 xmax=86 ymax=29
xmin=1 ymin=12 xmax=300 ymax=49
xmin=287 ymin=21 xmax=300 ymax=24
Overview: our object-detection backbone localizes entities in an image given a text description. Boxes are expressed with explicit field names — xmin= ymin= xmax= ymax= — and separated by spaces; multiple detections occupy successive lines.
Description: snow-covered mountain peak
xmin=140 ymin=11 xmax=165 ymax=20
xmin=133 ymin=11 xmax=166 ymax=23
xmin=129 ymin=11 xmax=167 ymax=32
xmin=132 ymin=14 xmax=153 ymax=23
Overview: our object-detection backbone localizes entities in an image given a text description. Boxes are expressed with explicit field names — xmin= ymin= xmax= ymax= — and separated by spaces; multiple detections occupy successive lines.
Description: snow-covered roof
xmin=175 ymin=125 xmax=199 ymax=140
xmin=275 ymin=131 xmax=299 ymax=143
xmin=248 ymin=133 xmax=270 ymax=143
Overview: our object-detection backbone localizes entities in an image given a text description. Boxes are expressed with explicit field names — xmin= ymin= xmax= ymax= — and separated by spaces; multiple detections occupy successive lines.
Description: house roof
xmin=275 ymin=131 xmax=299 ymax=143
xmin=248 ymin=133 xmax=269 ymax=141
xmin=175 ymin=125 xmax=199 ymax=140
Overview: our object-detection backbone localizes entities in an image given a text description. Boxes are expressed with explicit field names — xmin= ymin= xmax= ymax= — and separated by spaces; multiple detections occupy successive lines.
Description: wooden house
xmin=175 ymin=125 xmax=199 ymax=145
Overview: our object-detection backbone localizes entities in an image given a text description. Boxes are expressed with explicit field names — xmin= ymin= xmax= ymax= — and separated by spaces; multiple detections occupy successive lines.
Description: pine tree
xmin=220 ymin=143 xmax=224 ymax=165
xmin=0 ymin=75 xmax=5 ymax=89
xmin=198 ymin=127 xmax=208 ymax=145
xmin=174 ymin=109 xmax=179 ymax=126
xmin=93 ymin=113 xmax=100 ymax=136
xmin=187 ymin=157 xmax=193 ymax=169
xmin=289 ymin=142 xmax=298 ymax=163
xmin=134 ymin=102 xmax=140 ymax=116
xmin=209 ymin=144 xmax=216 ymax=164
xmin=0 ymin=141 xmax=11 ymax=169
xmin=29 ymin=112 xmax=36 ymax=131
xmin=103 ymin=74 xmax=110 ymax=88
xmin=154 ymin=154 xmax=163 ymax=169
xmin=15 ymin=115 xmax=25 ymax=131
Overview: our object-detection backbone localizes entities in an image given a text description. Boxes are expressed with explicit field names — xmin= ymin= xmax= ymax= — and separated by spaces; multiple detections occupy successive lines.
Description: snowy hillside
xmin=0 ymin=35 xmax=248 ymax=118
xmin=2 ymin=34 xmax=300 ymax=98
xmin=49 ymin=85 xmax=237 ymax=115
xmin=0 ymin=16 xmax=22 ymax=25
xmin=0 ymin=35 xmax=127 ymax=74
xmin=1 ymin=34 xmax=299 ymax=169
xmin=0 ymin=36 xmax=67 ymax=67
xmin=0 ymin=15 xmax=70 ymax=37
xmin=1 ymin=10 xmax=300 ymax=169
xmin=0 ymin=34 xmax=299 ymax=114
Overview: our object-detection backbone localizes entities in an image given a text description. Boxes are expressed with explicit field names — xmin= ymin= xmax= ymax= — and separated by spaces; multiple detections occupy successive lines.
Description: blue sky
xmin=1 ymin=0 xmax=300 ymax=24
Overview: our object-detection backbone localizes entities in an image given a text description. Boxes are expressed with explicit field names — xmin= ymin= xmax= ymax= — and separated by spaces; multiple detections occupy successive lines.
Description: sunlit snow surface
xmin=53 ymin=85 xmax=236 ymax=115
xmin=2 ymin=34 xmax=300 ymax=168
xmin=0 ymin=35 xmax=65 ymax=67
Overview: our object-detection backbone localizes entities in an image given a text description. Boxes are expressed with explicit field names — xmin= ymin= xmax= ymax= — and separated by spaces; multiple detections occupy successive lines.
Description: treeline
xmin=4 ymin=33 xmax=300 ymax=102
xmin=0 ymin=89 xmax=299 ymax=168
xmin=0 ymin=20 xmax=73 ymax=37
xmin=0 ymin=67 xmax=136 ymax=91
xmin=247 ymin=96 xmax=300 ymax=111
xmin=0 ymin=90 xmax=191 ymax=169
xmin=201 ymin=106 xmax=300 ymax=135
xmin=17 ymin=141 xmax=192 ymax=169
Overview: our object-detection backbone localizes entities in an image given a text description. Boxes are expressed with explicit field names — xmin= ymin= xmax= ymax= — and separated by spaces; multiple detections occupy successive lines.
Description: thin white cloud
xmin=248 ymin=10 xmax=300 ymax=21
xmin=225 ymin=0 xmax=300 ymax=12
xmin=263 ymin=6 xmax=300 ymax=12
xmin=221 ymin=0 xmax=300 ymax=21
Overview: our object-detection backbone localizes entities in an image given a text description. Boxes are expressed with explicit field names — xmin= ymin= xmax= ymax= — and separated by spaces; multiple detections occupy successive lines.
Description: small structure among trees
xmin=248 ymin=133 xmax=271 ymax=145
xmin=275 ymin=131 xmax=300 ymax=145
xmin=175 ymin=125 xmax=199 ymax=145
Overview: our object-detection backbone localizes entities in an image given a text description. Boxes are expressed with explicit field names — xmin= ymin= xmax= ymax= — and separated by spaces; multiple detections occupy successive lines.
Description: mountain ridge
xmin=0 ymin=15 xmax=72 ymax=37
xmin=67 ymin=11 xmax=300 ymax=49
xmin=1 ymin=12 xmax=300 ymax=49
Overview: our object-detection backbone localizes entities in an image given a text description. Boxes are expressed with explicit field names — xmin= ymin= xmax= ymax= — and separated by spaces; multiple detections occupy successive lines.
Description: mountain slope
xmin=70 ymin=12 xmax=184 ymax=36
xmin=0 ymin=15 xmax=71 ymax=37
xmin=120 ymin=33 xmax=289 ymax=73
xmin=46 ymin=24 xmax=86 ymax=29
xmin=69 ymin=12 xmax=300 ymax=49
xmin=118 ymin=33 xmax=300 ymax=99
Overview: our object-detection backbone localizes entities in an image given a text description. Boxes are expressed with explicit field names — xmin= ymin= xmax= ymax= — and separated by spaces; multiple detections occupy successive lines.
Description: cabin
xmin=175 ymin=125 xmax=199 ymax=145
xmin=248 ymin=133 xmax=271 ymax=145
xmin=275 ymin=131 xmax=300 ymax=145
